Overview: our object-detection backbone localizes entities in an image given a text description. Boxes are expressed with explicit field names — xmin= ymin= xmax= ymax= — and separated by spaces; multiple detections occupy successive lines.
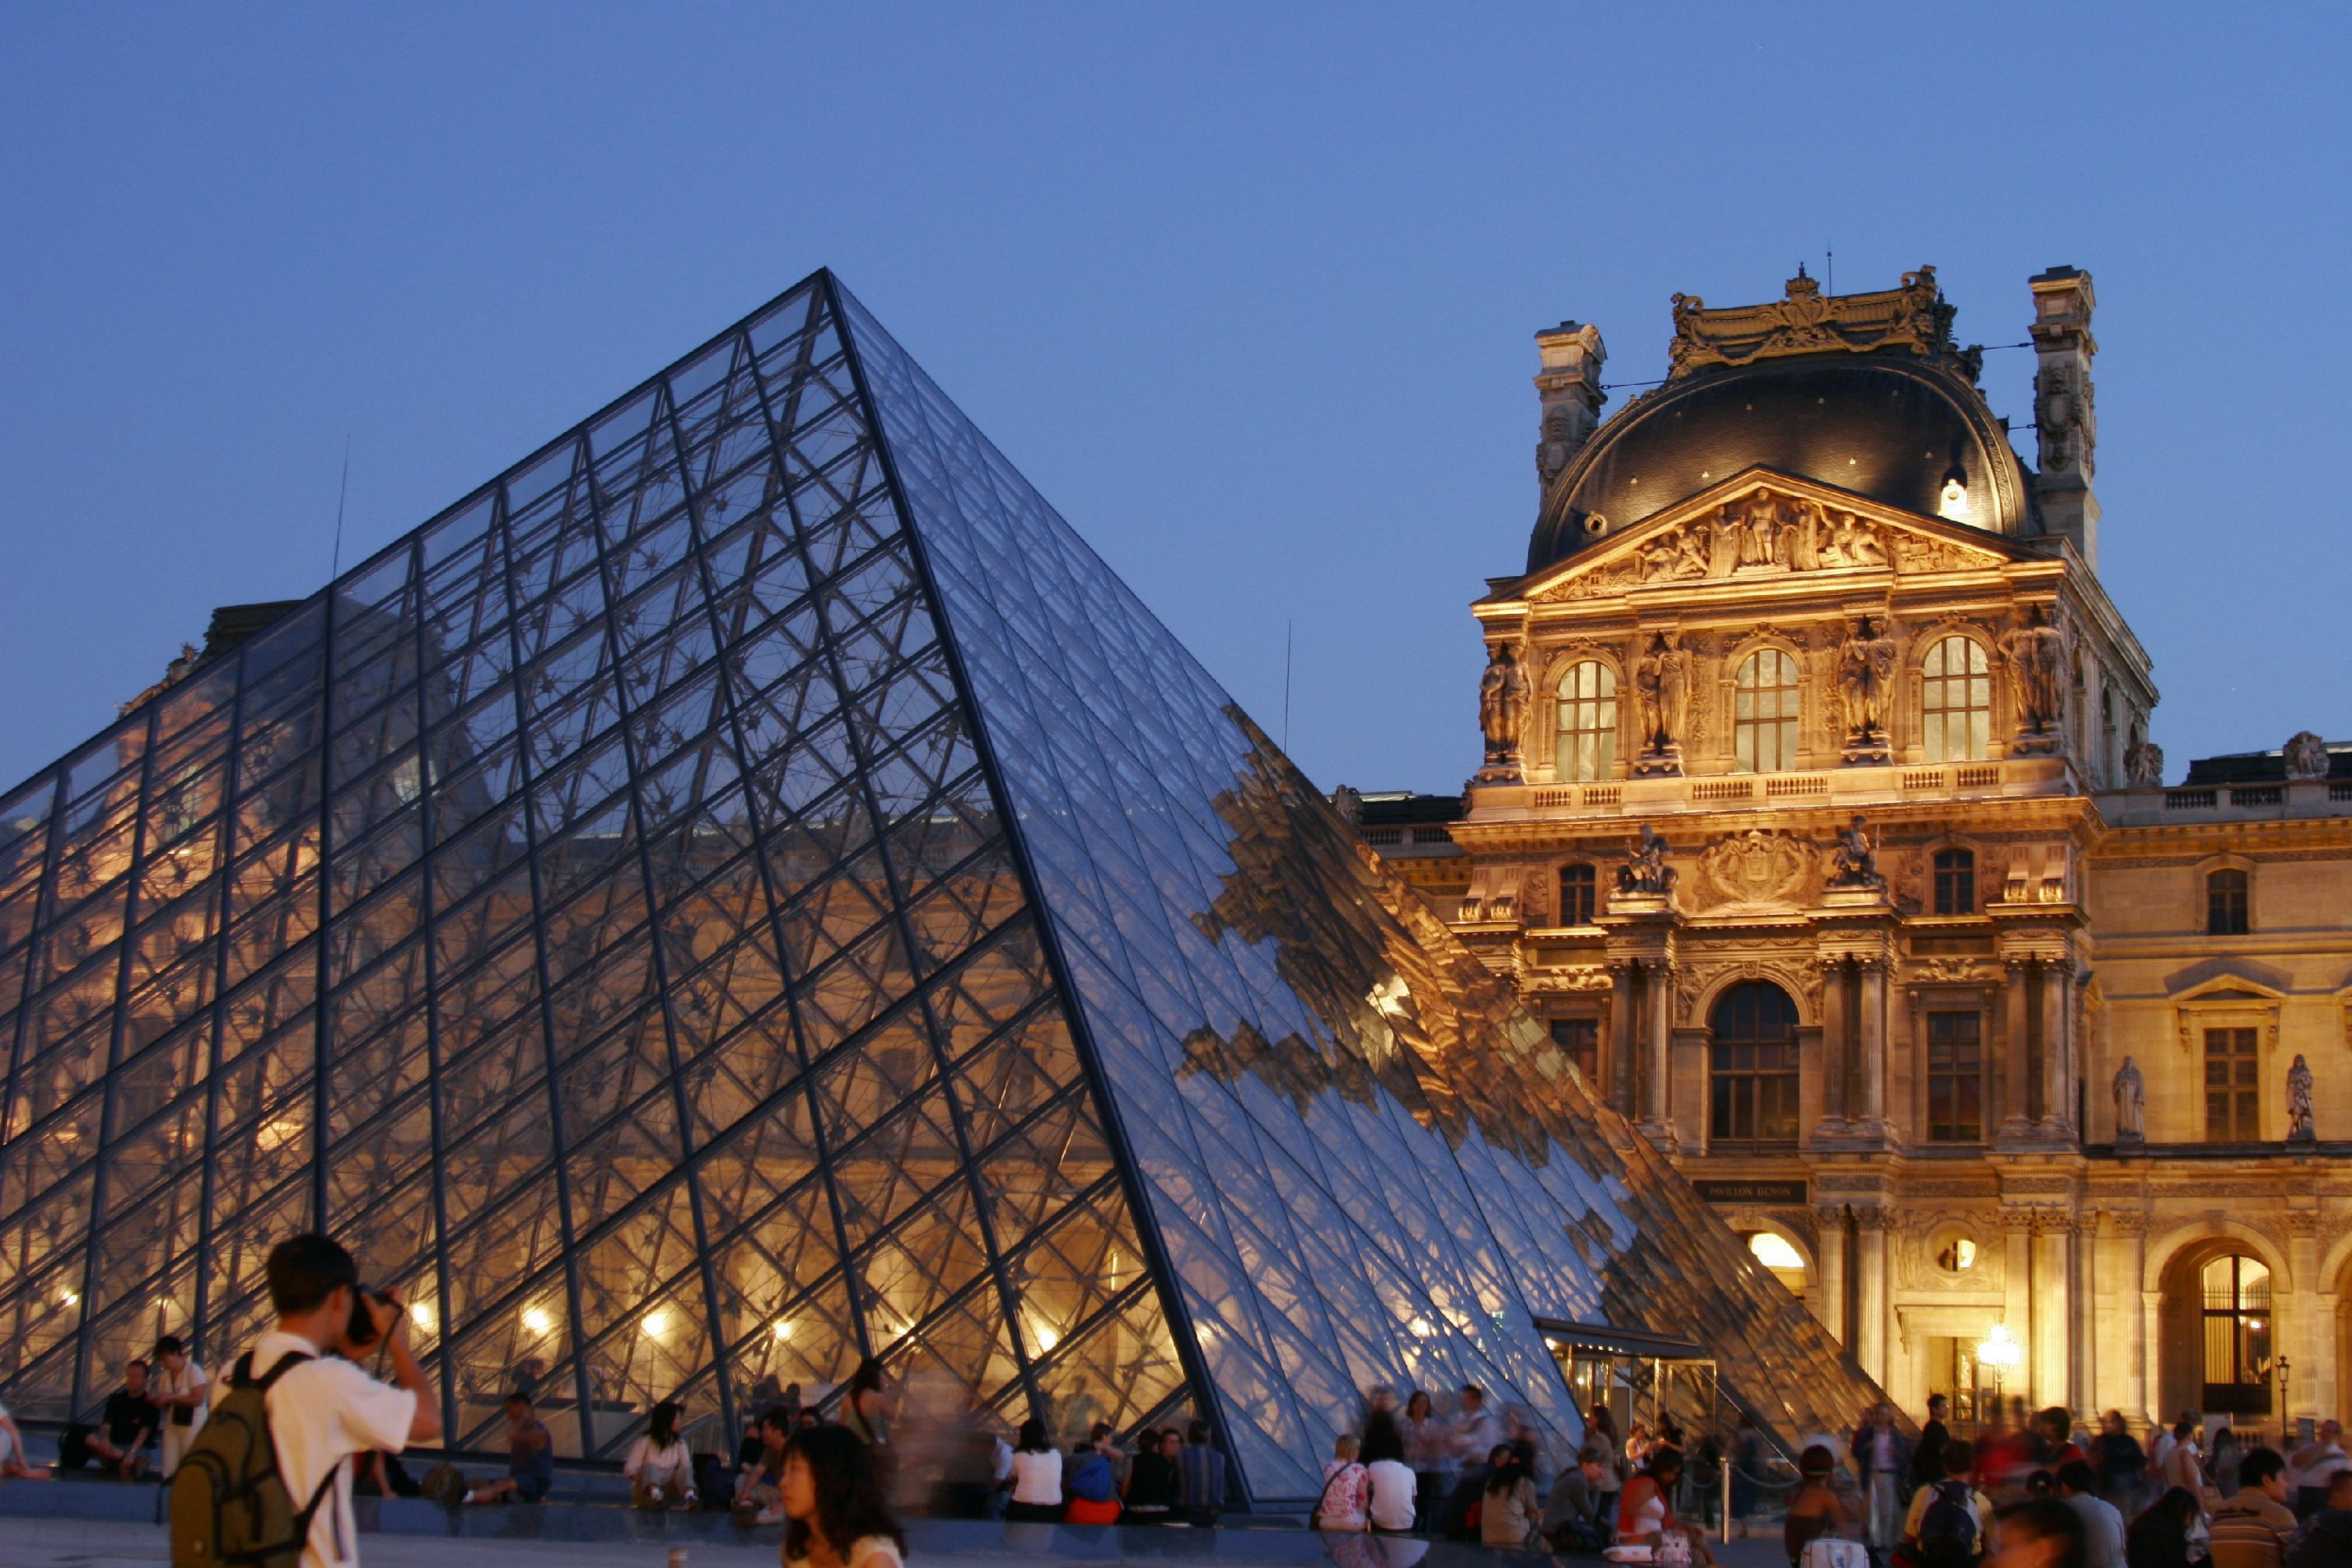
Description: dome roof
xmin=1528 ymin=348 xmax=2036 ymax=575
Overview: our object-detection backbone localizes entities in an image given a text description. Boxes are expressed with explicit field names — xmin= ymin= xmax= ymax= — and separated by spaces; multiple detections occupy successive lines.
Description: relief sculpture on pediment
xmin=1697 ymin=829 xmax=1814 ymax=909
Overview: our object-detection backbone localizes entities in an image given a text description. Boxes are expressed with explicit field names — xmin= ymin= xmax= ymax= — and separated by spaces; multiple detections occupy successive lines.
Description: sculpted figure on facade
xmin=1476 ymin=641 xmax=1530 ymax=782
xmin=2283 ymin=731 xmax=2330 ymax=782
xmin=2288 ymin=1054 xmax=2315 ymax=1142
xmin=2124 ymin=739 xmax=2164 ymax=788
xmin=1825 ymin=815 xmax=1885 ymax=891
xmin=1631 ymin=632 xmax=1690 ymax=771
xmin=1837 ymin=615 xmax=1899 ymax=760
xmin=1617 ymin=824 xmax=1676 ymax=897
xmin=2000 ymin=602 xmax=2069 ymax=743
xmin=2112 ymin=1055 xmax=2145 ymax=1143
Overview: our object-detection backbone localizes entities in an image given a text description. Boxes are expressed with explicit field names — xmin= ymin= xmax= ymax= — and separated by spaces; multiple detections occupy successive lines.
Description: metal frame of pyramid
xmin=0 ymin=270 xmax=1885 ymax=1506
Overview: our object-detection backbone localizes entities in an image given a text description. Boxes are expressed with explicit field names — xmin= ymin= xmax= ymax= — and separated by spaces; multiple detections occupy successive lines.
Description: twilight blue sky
xmin=2 ymin=5 xmax=2345 ymax=797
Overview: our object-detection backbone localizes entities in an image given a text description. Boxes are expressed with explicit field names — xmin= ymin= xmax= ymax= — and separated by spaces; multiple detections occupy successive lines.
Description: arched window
xmin=2200 ymin=1254 xmax=2274 ymax=1414
xmin=1708 ymin=981 xmax=1800 ymax=1149
xmin=1933 ymin=848 xmax=1976 ymax=916
xmin=1921 ymin=636 xmax=1994 ymax=762
xmin=2206 ymin=869 xmax=2250 ymax=935
xmin=1559 ymin=862 xmax=1597 ymax=926
xmin=1733 ymin=650 xmax=1801 ymax=773
xmin=1555 ymin=661 xmax=1617 ymax=782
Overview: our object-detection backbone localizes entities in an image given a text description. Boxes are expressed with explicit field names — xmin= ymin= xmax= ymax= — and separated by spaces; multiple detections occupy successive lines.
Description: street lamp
xmin=1976 ymin=1322 xmax=2023 ymax=1421
xmin=2278 ymin=1356 xmax=2292 ymax=1444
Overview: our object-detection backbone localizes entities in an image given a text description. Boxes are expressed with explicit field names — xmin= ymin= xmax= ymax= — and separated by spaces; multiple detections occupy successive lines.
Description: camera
xmin=345 ymin=1283 xmax=390 ymax=1351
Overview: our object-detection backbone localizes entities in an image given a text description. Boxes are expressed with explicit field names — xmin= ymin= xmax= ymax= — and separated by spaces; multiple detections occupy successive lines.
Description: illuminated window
xmin=1558 ymin=862 xmax=1597 ymax=926
xmin=1926 ymin=1011 xmax=1982 ymax=1142
xmin=1708 ymin=981 xmax=1800 ymax=1148
xmin=2206 ymin=869 xmax=2249 ymax=935
xmin=1933 ymin=849 xmax=1976 ymax=916
xmin=1921 ymin=637 xmax=1993 ymax=762
xmin=1555 ymin=661 xmax=1617 ymax=782
xmin=2201 ymin=1254 xmax=2274 ymax=1414
xmin=1733 ymin=651 xmax=1801 ymax=773
xmin=2205 ymin=1027 xmax=2259 ymax=1139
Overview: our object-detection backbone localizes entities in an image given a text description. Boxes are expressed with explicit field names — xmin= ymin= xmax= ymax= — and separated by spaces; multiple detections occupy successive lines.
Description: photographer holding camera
xmin=213 ymin=1233 xmax=441 ymax=1568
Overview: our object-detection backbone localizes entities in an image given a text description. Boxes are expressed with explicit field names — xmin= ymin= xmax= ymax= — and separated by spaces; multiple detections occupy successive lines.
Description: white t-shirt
xmin=625 ymin=1436 xmax=692 ymax=1488
xmin=153 ymin=1359 xmax=210 ymax=1433
xmin=1367 ymin=1457 xmax=1417 ymax=1530
xmin=251 ymin=1330 xmax=418 ymax=1568
xmin=789 ymin=1537 xmax=903 ymax=1568
xmin=1010 ymin=1447 xmax=1062 ymax=1504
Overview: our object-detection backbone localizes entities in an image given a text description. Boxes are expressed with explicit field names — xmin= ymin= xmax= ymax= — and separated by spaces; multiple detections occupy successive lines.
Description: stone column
xmin=1639 ymin=960 xmax=1674 ymax=1145
xmin=2288 ymin=1211 xmax=2322 ymax=1428
xmin=1610 ymin=962 xmax=1638 ymax=1116
xmin=1815 ymin=1206 xmax=1850 ymax=1346
xmin=1857 ymin=956 xmax=1889 ymax=1134
xmin=2033 ymin=1214 xmax=2073 ymax=1410
xmin=2113 ymin=1213 xmax=2149 ymax=1421
xmin=1819 ymin=960 xmax=1850 ymax=1127
xmin=1855 ymin=1209 xmax=1891 ymax=1384
xmin=2075 ymin=1214 xmax=2098 ymax=1413
xmin=2002 ymin=1212 xmax=2035 ymax=1406
xmin=1999 ymin=960 xmax=2033 ymax=1135
xmin=2039 ymin=962 xmax=2072 ymax=1134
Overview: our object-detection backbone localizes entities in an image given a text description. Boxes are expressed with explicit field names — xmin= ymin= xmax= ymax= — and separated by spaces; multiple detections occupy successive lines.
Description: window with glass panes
xmin=1733 ymin=650 xmax=1801 ymax=772
xmin=1926 ymin=1011 xmax=1983 ymax=1142
xmin=2205 ymin=1028 xmax=2260 ymax=1139
xmin=2201 ymin=1254 xmax=2274 ymax=1414
xmin=2206 ymin=869 xmax=2249 ymax=935
xmin=1559 ymin=862 xmax=1597 ymax=926
xmin=1708 ymin=981 xmax=1800 ymax=1147
xmin=1933 ymin=849 xmax=1976 ymax=916
xmin=1555 ymin=661 xmax=1617 ymax=782
xmin=1921 ymin=636 xmax=1993 ymax=762
xmin=1551 ymin=1018 xmax=1600 ymax=1083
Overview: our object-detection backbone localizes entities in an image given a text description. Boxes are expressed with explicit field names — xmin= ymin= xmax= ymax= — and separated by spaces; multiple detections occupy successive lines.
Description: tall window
xmin=1733 ymin=650 xmax=1801 ymax=773
xmin=1925 ymin=1011 xmax=1983 ymax=1142
xmin=2206 ymin=869 xmax=2250 ymax=935
xmin=1709 ymin=981 xmax=1800 ymax=1148
xmin=1559 ymin=863 xmax=1597 ymax=926
xmin=2205 ymin=1027 xmax=2260 ymax=1139
xmin=2201 ymin=1254 xmax=2274 ymax=1414
xmin=1556 ymin=661 xmax=1617 ymax=782
xmin=1933 ymin=849 xmax=1976 ymax=916
xmin=1921 ymin=636 xmax=1994 ymax=762
xmin=1551 ymin=1018 xmax=1600 ymax=1083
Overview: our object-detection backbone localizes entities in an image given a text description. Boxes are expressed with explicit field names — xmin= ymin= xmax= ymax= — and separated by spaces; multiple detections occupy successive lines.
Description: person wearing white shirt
xmin=1452 ymin=1385 xmax=1503 ymax=1469
xmin=248 ymin=1233 xmax=441 ymax=1568
xmin=149 ymin=1334 xmax=209 ymax=1478
xmin=625 ymin=1399 xmax=698 ymax=1509
xmin=1005 ymin=1418 xmax=1065 ymax=1522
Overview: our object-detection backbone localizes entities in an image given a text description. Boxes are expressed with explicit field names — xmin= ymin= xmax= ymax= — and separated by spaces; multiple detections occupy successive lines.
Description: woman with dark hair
xmin=1480 ymin=1444 xmax=1539 ymax=1548
xmin=1783 ymin=1444 xmax=1856 ymax=1566
xmin=841 ymin=1358 xmax=894 ymax=1497
xmin=1403 ymin=1389 xmax=1449 ymax=1530
xmin=1586 ymin=1406 xmax=1626 ymax=1535
xmin=2122 ymin=1486 xmax=2201 ymax=1568
xmin=1004 ymin=1418 xmax=1064 ymax=1523
xmin=1992 ymin=1496 xmax=2085 ymax=1568
xmin=626 ymin=1400 xmax=698 ymax=1510
xmin=1622 ymin=1446 xmax=1717 ymax=1565
xmin=1362 ymin=1410 xmax=1417 ymax=1534
xmin=782 ymin=1423 xmax=906 ymax=1568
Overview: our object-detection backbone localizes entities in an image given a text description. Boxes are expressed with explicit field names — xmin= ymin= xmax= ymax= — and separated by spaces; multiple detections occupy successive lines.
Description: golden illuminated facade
xmin=1359 ymin=265 xmax=2352 ymax=1435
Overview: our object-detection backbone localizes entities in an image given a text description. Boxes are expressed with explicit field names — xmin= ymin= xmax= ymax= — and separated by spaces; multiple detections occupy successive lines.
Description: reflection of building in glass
xmin=0 ymin=270 xmax=1882 ymax=1504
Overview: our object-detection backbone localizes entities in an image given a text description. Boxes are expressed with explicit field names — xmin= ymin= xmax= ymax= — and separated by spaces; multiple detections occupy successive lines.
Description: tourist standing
xmin=624 ymin=1401 xmax=697 ymax=1510
xmin=2091 ymin=1412 xmax=2146 ymax=1519
xmin=1403 ymin=1388 xmax=1450 ymax=1530
xmin=1915 ymin=1395 xmax=1953 ymax=1491
xmin=2125 ymin=1486 xmax=2202 ymax=1568
xmin=1178 ymin=1419 xmax=1225 ymax=1527
xmin=2155 ymin=1421 xmax=2201 ymax=1499
xmin=781 ymin=1422 xmax=906 ymax=1568
xmin=1004 ymin=1418 xmax=1062 ymax=1523
xmin=1361 ymin=1411 xmax=1416 ymax=1534
xmin=1853 ymin=1401 xmax=1914 ymax=1552
xmin=2210 ymin=1428 xmax=2244 ymax=1501
xmin=841 ymin=1358 xmax=892 ymax=1495
xmin=2056 ymin=1461 xmax=2126 ymax=1568
xmin=1313 ymin=1433 xmax=1370 ymax=1532
xmin=1907 ymin=1439 xmax=1999 ymax=1567
xmin=148 ymin=1335 xmax=208 ymax=1479
xmin=2285 ymin=1421 xmax=2347 ymax=1519
xmin=1454 ymin=1385 xmax=1503 ymax=1474
xmin=1587 ymin=1404 xmax=1627 ymax=1529
xmin=2206 ymin=1447 xmax=2295 ymax=1568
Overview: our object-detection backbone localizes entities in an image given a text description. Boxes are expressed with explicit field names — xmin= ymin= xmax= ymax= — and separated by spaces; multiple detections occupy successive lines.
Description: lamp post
xmin=2278 ymin=1356 xmax=2291 ymax=1447
xmin=1976 ymin=1322 xmax=2023 ymax=1425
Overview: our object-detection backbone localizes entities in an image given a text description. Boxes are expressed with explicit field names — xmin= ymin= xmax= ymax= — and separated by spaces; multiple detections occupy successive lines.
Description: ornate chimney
xmin=1534 ymin=321 xmax=1607 ymax=501
xmin=2027 ymin=267 xmax=2099 ymax=568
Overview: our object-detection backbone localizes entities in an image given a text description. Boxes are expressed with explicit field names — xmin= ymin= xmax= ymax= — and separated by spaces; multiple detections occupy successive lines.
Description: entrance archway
xmin=2157 ymin=1241 xmax=2277 ymax=1420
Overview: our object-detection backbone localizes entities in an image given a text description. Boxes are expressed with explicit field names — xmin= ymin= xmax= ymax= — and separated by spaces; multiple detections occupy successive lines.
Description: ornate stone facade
xmin=1374 ymin=264 xmax=2352 ymax=1436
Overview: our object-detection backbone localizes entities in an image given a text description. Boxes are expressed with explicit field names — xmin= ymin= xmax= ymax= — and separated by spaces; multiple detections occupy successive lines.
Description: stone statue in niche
xmin=2112 ymin=1055 xmax=2146 ymax=1144
xmin=2000 ymin=603 xmax=2070 ymax=747
xmin=1837 ymin=616 xmax=1899 ymax=763
xmin=1825 ymin=815 xmax=1885 ymax=891
xmin=2124 ymin=740 xmax=2164 ymax=789
xmin=1331 ymin=784 xmax=1363 ymax=826
xmin=1631 ymin=633 xmax=1690 ymax=775
xmin=1475 ymin=641 xmax=1530 ymax=782
xmin=2288 ymin=1054 xmax=2315 ymax=1142
xmin=2284 ymin=731 xmax=2330 ymax=782
xmin=1617 ymin=824 xmax=1676 ymax=897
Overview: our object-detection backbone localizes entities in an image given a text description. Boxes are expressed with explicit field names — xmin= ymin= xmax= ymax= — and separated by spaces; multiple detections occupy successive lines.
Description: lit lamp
xmin=2278 ymin=1356 xmax=2291 ymax=1440
xmin=1976 ymin=1322 xmax=2022 ymax=1411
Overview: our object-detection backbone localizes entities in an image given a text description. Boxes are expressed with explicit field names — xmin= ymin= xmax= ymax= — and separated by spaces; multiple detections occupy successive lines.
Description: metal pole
xmin=1720 ymin=1453 xmax=1731 ymax=1544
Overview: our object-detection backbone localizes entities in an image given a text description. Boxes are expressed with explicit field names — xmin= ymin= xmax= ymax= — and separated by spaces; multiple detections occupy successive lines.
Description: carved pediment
xmin=1519 ymin=472 xmax=2013 ymax=604
xmin=1697 ymin=829 xmax=1814 ymax=910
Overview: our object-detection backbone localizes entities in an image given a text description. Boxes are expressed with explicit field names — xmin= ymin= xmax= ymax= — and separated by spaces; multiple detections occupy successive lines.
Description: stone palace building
xmin=1347 ymin=265 xmax=2352 ymax=1436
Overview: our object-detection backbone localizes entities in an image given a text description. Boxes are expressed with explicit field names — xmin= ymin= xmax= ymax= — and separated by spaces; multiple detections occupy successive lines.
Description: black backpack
xmin=1916 ymin=1479 xmax=1980 ymax=1568
xmin=169 ymin=1350 xmax=339 ymax=1568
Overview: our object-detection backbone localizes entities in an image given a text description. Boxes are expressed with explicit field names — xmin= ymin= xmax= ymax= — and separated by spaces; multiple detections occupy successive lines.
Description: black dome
xmin=1529 ymin=353 xmax=2034 ymax=572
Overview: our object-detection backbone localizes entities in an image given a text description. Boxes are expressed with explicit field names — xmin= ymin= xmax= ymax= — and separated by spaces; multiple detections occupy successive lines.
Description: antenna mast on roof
xmin=1827 ymin=246 xmax=1834 ymax=299
xmin=330 ymin=436 xmax=352 ymax=579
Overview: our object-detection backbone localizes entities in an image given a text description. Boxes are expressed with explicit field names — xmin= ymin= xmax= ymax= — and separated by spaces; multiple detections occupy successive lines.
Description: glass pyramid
xmin=0 ymin=271 xmax=1880 ymax=1504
